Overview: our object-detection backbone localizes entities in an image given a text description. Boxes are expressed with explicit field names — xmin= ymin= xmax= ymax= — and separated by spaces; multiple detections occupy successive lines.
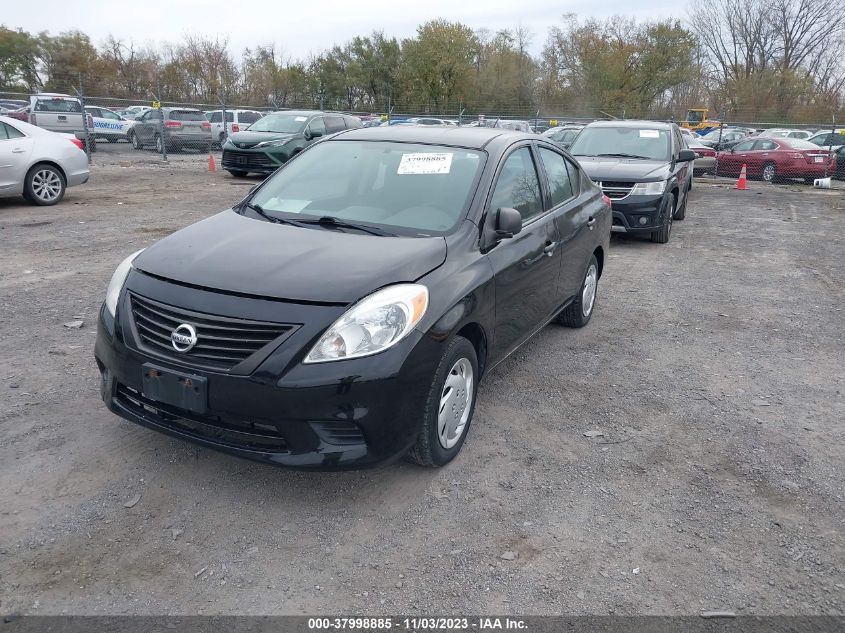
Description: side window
xmin=86 ymin=108 xmax=100 ymax=117
xmin=225 ymin=111 xmax=234 ymax=123
xmin=210 ymin=112 xmax=222 ymax=123
xmin=755 ymin=140 xmax=777 ymax=151
xmin=324 ymin=116 xmax=345 ymax=133
xmin=308 ymin=116 xmax=326 ymax=136
xmin=102 ymin=110 xmax=120 ymax=120
xmin=344 ymin=115 xmax=363 ymax=129
xmin=0 ymin=123 xmax=9 ymax=140
xmin=672 ymin=129 xmax=682 ymax=156
xmin=733 ymin=140 xmax=755 ymax=152
xmin=539 ymin=147 xmax=574 ymax=207
xmin=489 ymin=147 xmax=543 ymax=223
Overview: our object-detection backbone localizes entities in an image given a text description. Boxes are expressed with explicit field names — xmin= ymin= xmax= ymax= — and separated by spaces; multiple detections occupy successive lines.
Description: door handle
xmin=12 ymin=148 xmax=26 ymax=153
xmin=543 ymin=240 xmax=559 ymax=256
xmin=587 ymin=216 xmax=596 ymax=230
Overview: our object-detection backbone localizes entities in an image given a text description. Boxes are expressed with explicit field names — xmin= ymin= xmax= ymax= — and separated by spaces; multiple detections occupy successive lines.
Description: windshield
xmin=686 ymin=110 xmax=704 ymax=123
xmin=249 ymin=113 xmax=309 ymax=134
xmin=249 ymin=141 xmax=485 ymax=235
xmin=569 ymin=126 xmax=671 ymax=160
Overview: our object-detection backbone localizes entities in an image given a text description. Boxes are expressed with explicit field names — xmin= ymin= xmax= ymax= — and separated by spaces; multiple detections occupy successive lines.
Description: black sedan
xmin=95 ymin=127 xmax=611 ymax=470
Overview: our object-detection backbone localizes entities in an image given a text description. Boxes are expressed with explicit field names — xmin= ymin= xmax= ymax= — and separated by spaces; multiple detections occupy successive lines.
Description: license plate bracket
xmin=142 ymin=363 xmax=207 ymax=414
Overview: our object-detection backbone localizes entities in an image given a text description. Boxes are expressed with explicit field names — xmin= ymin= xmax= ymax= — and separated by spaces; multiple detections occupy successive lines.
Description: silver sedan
xmin=0 ymin=115 xmax=90 ymax=206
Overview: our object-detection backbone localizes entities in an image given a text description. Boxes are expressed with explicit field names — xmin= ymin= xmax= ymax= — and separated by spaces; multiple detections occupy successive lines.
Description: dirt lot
xmin=0 ymin=153 xmax=843 ymax=616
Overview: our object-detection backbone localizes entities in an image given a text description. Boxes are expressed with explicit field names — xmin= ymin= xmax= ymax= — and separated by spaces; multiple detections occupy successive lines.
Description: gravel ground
xmin=0 ymin=153 xmax=843 ymax=616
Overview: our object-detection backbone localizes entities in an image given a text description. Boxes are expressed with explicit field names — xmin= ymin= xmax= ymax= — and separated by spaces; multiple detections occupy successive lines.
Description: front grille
xmin=222 ymin=149 xmax=275 ymax=170
xmin=129 ymin=293 xmax=296 ymax=370
xmin=596 ymin=181 xmax=634 ymax=200
xmin=115 ymin=384 xmax=289 ymax=453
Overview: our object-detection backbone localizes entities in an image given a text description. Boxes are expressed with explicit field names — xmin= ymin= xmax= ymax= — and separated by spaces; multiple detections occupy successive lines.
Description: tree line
xmin=1 ymin=0 xmax=843 ymax=124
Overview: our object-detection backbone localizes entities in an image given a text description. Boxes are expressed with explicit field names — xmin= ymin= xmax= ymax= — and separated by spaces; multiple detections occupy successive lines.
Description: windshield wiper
xmin=594 ymin=153 xmax=654 ymax=160
xmin=295 ymin=216 xmax=395 ymax=237
xmin=241 ymin=202 xmax=309 ymax=228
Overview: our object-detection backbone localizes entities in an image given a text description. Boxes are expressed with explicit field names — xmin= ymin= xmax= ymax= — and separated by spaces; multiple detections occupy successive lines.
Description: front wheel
xmin=406 ymin=336 xmax=478 ymax=467
xmin=651 ymin=193 xmax=675 ymax=244
xmin=558 ymin=254 xmax=599 ymax=328
xmin=129 ymin=131 xmax=141 ymax=149
xmin=227 ymin=170 xmax=248 ymax=178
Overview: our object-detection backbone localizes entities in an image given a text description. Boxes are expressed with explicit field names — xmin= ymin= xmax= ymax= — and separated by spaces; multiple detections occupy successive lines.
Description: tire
xmin=406 ymin=336 xmax=478 ymax=468
xmin=558 ymin=254 xmax=599 ymax=328
xmin=129 ymin=131 xmax=141 ymax=149
xmin=673 ymin=187 xmax=688 ymax=221
xmin=24 ymin=163 xmax=66 ymax=206
xmin=651 ymin=193 xmax=675 ymax=244
xmin=227 ymin=170 xmax=248 ymax=178
xmin=154 ymin=134 xmax=163 ymax=154
xmin=762 ymin=162 xmax=776 ymax=183
xmin=803 ymin=177 xmax=816 ymax=185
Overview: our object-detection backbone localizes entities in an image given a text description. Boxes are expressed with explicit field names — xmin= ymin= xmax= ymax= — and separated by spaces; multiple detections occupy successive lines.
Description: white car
xmin=760 ymin=128 xmax=813 ymax=140
xmin=85 ymin=106 xmax=136 ymax=142
xmin=0 ymin=115 xmax=90 ymax=205
xmin=205 ymin=109 xmax=263 ymax=145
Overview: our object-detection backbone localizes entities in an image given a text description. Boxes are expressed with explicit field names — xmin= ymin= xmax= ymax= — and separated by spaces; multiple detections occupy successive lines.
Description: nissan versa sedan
xmin=95 ymin=127 xmax=611 ymax=470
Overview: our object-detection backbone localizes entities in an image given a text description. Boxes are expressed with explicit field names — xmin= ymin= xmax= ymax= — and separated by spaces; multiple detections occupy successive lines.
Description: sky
xmin=4 ymin=0 xmax=678 ymax=60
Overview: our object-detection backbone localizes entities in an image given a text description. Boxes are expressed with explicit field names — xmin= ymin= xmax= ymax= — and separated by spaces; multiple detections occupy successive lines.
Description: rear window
xmin=168 ymin=110 xmax=206 ymax=122
xmin=239 ymin=111 xmax=261 ymax=124
xmin=782 ymin=138 xmax=822 ymax=150
xmin=34 ymin=98 xmax=81 ymax=113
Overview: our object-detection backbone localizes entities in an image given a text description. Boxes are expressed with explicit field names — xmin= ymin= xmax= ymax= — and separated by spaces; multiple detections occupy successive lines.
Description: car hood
xmin=133 ymin=210 xmax=447 ymax=304
xmin=573 ymin=156 xmax=671 ymax=182
xmin=226 ymin=130 xmax=297 ymax=148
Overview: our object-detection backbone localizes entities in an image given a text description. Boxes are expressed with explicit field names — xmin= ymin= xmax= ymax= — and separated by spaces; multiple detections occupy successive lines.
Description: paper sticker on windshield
xmin=639 ymin=130 xmax=660 ymax=138
xmin=294 ymin=116 xmax=307 ymax=122
xmin=398 ymin=153 xmax=453 ymax=175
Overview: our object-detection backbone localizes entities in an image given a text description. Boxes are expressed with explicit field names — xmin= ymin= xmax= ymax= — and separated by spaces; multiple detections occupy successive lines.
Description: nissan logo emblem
xmin=170 ymin=323 xmax=198 ymax=352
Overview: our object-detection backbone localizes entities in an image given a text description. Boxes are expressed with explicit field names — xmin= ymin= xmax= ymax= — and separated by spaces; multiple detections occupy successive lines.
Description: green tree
xmin=0 ymin=26 xmax=41 ymax=91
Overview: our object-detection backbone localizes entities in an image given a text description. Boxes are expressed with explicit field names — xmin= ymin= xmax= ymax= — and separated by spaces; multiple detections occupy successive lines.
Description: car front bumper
xmin=222 ymin=147 xmax=287 ymax=174
xmin=94 ymin=274 xmax=442 ymax=470
xmin=609 ymin=193 xmax=670 ymax=233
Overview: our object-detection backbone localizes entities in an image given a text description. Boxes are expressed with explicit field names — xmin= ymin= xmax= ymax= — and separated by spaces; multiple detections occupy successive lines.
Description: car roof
xmin=332 ymin=125 xmax=529 ymax=150
xmin=583 ymin=119 xmax=675 ymax=130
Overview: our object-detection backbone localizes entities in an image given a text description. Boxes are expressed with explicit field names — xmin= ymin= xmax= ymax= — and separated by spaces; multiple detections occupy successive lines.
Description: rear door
xmin=486 ymin=145 xmax=563 ymax=359
xmin=136 ymin=110 xmax=155 ymax=143
xmin=0 ymin=121 xmax=33 ymax=191
xmin=536 ymin=144 xmax=591 ymax=298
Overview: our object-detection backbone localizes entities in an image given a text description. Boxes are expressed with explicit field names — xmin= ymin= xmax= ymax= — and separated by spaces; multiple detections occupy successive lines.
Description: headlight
xmin=255 ymin=139 xmax=287 ymax=148
xmin=630 ymin=180 xmax=667 ymax=195
xmin=104 ymin=249 xmax=144 ymax=317
xmin=304 ymin=284 xmax=429 ymax=363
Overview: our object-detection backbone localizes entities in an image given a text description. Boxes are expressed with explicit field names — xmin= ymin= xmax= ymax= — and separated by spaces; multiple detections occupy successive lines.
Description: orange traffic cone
xmin=208 ymin=152 xmax=216 ymax=172
xmin=734 ymin=163 xmax=747 ymax=190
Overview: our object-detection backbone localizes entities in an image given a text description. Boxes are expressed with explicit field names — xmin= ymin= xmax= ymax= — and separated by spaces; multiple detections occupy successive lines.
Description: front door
xmin=486 ymin=145 xmax=563 ymax=360
xmin=0 ymin=122 xmax=33 ymax=191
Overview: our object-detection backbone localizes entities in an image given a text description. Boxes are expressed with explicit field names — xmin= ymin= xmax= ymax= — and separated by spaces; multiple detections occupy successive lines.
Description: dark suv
xmin=568 ymin=120 xmax=695 ymax=243
xmin=222 ymin=110 xmax=363 ymax=177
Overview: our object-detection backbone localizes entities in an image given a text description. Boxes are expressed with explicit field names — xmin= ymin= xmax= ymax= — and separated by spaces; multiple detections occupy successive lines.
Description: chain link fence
xmin=2 ymin=89 xmax=841 ymax=184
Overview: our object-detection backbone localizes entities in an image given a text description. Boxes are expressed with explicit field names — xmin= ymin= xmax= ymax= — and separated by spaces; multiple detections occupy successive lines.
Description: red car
xmin=717 ymin=137 xmax=837 ymax=183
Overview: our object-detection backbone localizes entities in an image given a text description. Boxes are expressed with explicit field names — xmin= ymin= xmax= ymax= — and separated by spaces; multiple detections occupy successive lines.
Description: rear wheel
xmin=558 ymin=255 xmax=599 ymax=328
xmin=651 ymin=193 xmax=674 ymax=244
xmin=406 ymin=336 xmax=478 ymax=467
xmin=24 ymin=164 xmax=66 ymax=206
xmin=762 ymin=162 xmax=776 ymax=183
xmin=154 ymin=134 xmax=164 ymax=154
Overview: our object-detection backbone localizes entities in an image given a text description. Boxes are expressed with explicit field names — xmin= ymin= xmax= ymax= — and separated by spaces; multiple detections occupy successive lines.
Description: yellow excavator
xmin=681 ymin=108 xmax=720 ymax=134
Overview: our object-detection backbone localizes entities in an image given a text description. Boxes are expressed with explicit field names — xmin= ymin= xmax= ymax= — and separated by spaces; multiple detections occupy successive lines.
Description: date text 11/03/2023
xmin=307 ymin=617 xmax=528 ymax=630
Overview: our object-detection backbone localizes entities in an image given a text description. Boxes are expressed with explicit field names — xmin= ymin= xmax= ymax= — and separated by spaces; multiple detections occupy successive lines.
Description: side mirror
xmin=495 ymin=207 xmax=523 ymax=238
xmin=305 ymin=127 xmax=323 ymax=140
xmin=677 ymin=148 xmax=696 ymax=162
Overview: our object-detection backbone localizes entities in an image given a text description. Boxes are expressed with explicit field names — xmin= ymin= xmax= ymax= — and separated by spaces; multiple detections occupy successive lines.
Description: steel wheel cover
xmin=438 ymin=357 xmax=474 ymax=449
xmin=582 ymin=264 xmax=598 ymax=317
